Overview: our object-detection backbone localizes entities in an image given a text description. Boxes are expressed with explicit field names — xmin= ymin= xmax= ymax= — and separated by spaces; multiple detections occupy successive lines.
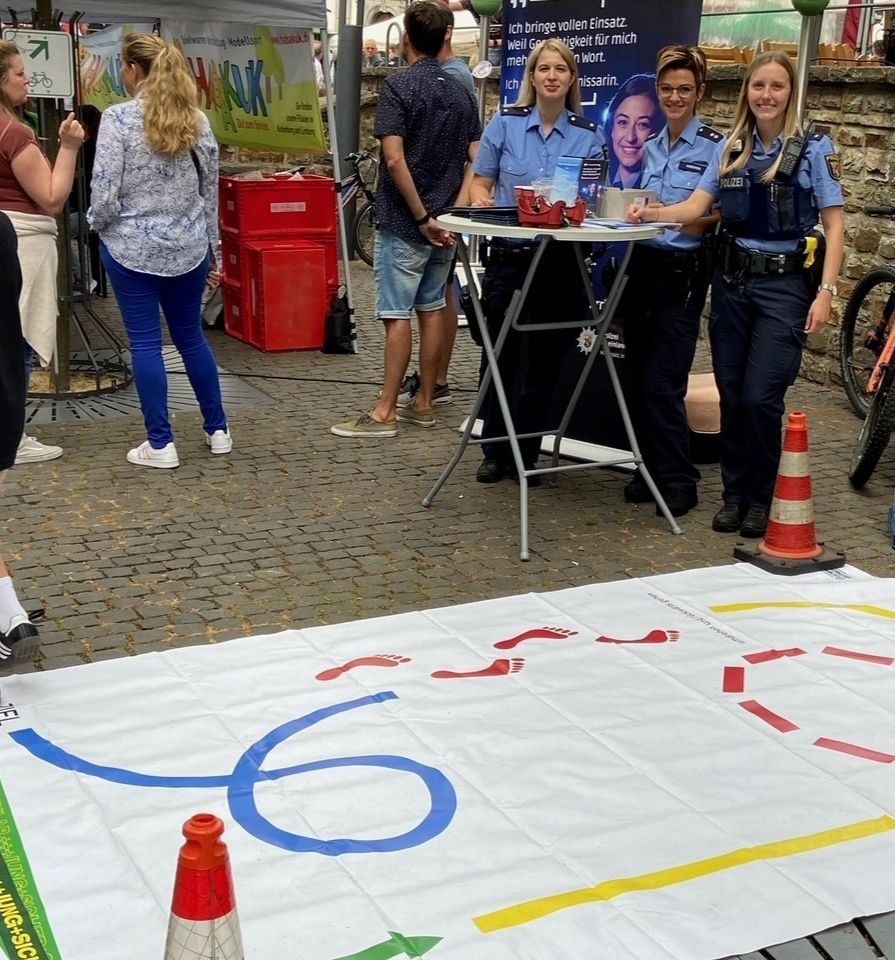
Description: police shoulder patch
xmin=825 ymin=152 xmax=842 ymax=181
xmin=501 ymin=105 xmax=532 ymax=117
xmin=697 ymin=125 xmax=723 ymax=142
xmin=568 ymin=112 xmax=597 ymax=132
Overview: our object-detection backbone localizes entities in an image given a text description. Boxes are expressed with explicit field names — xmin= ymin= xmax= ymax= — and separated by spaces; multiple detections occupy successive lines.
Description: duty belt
xmin=727 ymin=247 xmax=804 ymax=275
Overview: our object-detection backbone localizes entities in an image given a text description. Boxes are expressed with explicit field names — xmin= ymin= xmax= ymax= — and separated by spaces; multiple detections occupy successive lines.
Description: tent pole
xmin=323 ymin=26 xmax=357 ymax=351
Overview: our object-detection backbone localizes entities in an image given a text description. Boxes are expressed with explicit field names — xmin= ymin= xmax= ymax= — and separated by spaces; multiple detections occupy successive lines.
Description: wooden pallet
xmin=723 ymin=913 xmax=895 ymax=959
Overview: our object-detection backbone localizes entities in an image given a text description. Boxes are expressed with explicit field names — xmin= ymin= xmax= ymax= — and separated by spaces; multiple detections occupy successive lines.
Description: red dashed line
xmin=739 ymin=700 xmax=799 ymax=733
xmin=821 ymin=646 xmax=895 ymax=667
xmin=723 ymin=666 xmax=745 ymax=693
xmin=742 ymin=648 xmax=807 ymax=664
xmin=813 ymin=738 xmax=895 ymax=764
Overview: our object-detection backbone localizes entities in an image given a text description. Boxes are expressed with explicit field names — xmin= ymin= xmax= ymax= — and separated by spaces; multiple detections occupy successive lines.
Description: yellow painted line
xmin=473 ymin=814 xmax=895 ymax=934
xmin=710 ymin=600 xmax=895 ymax=620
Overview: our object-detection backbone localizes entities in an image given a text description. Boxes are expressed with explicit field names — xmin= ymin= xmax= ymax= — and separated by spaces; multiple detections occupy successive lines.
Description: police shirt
xmin=473 ymin=104 xmax=606 ymax=208
xmin=696 ymin=130 xmax=843 ymax=253
xmin=639 ymin=116 xmax=721 ymax=251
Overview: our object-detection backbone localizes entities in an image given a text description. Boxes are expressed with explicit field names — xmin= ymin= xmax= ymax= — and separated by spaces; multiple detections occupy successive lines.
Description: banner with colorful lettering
xmin=79 ymin=23 xmax=155 ymax=109
xmin=79 ymin=22 xmax=326 ymax=152
xmin=162 ymin=21 xmax=326 ymax=152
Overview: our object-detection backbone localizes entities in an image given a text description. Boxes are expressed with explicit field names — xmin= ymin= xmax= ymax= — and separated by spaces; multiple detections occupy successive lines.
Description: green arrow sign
xmin=333 ymin=931 xmax=442 ymax=960
xmin=27 ymin=38 xmax=50 ymax=60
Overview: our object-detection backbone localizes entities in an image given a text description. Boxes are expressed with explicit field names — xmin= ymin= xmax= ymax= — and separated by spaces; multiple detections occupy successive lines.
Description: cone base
xmin=733 ymin=541 xmax=846 ymax=576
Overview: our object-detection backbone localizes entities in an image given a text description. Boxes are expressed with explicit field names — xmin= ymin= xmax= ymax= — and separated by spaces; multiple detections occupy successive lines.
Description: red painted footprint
xmin=431 ymin=658 xmax=525 ymax=679
xmin=316 ymin=654 xmax=411 ymax=682
xmin=595 ymin=629 xmax=680 ymax=644
xmin=493 ymin=626 xmax=578 ymax=650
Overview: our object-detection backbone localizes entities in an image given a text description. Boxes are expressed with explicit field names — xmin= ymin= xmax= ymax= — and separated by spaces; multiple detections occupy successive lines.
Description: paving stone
xmin=4 ymin=266 xmax=892 ymax=677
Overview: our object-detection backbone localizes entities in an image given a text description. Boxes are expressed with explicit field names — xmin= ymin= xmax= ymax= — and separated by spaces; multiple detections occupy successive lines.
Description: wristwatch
xmin=414 ymin=212 xmax=431 ymax=226
xmin=818 ymin=282 xmax=838 ymax=296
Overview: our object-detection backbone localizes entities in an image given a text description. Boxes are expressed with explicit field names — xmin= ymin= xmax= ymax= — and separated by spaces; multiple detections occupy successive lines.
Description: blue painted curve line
xmin=10 ymin=691 xmax=457 ymax=855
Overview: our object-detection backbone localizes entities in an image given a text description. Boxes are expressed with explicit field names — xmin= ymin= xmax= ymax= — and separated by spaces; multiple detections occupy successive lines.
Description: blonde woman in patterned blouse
xmin=89 ymin=33 xmax=230 ymax=469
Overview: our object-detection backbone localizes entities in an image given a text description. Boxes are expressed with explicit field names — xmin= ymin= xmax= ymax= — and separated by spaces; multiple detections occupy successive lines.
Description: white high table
xmin=423 ymin=213 xmax=682 ymax=561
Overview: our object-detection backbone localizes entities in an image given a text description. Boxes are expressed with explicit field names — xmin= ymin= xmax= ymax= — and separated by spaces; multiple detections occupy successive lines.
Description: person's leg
xmin=639 ymin=266 xmax=705 ymax=501
xmin=739 ymin=272 xmax=812 ymax=508
xmin=479 ymin=256 xmax=529 ymax=469
xmin=436 ymin=257 xmax=459 ymax=391
xmin=410 ymin=245 xmax=452 ymax=413
xmin=101 ymin=245 xmax=172 ymax=448
xmin=709 ymin=273 xmax=754 ymax=509
xmin=371 ymin=320 xmax=413 ymax=423
xmin=158 ymin=254 xmax=228 ymax=437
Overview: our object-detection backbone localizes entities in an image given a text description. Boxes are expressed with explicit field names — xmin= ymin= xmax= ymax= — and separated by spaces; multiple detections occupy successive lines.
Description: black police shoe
xmin=711 ymin=503 xmax=747 ymax=533
xmin=740 ymin=505 xmax=770 ymax=539
xmin=655 ymin=488 xmax=698 ymax=518
xmin=476 ymin=458 xmax=507 ymax=484
xmin=623 ymin=476 xmax=654 ymax=503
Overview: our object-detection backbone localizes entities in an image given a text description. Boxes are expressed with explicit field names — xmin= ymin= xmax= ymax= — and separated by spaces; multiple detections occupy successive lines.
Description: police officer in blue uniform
xmin=469 ymin=37 xmax=606 ymax=483
xmin=621 ymin=45 xmax=721 ymax=518
xmin=629 ymin=50 xmax=843 ymax=538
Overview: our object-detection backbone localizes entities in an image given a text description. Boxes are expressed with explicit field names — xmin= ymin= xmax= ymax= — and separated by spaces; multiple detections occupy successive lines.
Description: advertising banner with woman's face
xmin=501 ymin=0 xmax=703 ymax=190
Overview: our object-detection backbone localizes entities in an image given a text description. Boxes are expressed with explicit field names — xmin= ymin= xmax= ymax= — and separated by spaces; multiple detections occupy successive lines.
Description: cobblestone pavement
xmin=4 ymin=261 xmax=893 ymax=674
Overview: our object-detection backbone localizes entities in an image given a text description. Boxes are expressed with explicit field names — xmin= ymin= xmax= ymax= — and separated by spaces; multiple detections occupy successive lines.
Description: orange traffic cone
xmin=734 ymin=411 xmax=845 ymax=575
xmin=164 ymin=813 xmax=244 ymax=960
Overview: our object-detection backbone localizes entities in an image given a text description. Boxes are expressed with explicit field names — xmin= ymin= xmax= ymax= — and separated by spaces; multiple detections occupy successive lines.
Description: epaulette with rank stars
xmin=697 ymin=125 xmax=723 ymax=142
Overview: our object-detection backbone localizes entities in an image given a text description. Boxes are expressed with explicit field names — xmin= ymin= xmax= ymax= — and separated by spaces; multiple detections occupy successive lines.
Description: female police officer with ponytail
xmin=629 ymin=50 xmax=843 ymax=539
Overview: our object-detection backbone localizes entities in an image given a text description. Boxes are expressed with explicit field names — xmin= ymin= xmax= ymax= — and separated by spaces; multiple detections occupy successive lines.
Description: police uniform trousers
xmin=478 ymin=240 xmax=589 ymax=467
xmin=0 ymin=213 xmax=25 ymax=473
xmin=621 ymin=245 xmax=708 ymax=497
xmin=709 ymin=267 xmax=812 ymax=510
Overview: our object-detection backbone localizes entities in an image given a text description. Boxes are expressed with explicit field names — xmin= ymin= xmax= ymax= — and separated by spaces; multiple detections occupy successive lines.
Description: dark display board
xmin=496 ymin=0 xmax=705 ymax=450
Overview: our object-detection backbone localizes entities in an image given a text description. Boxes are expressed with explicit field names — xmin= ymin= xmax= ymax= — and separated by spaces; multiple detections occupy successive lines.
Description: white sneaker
xmin=126 ymin=440 xmax=179 ymax=469
xmin=205 ymin=429 xmax=233 ymax=454
xmin=15 ymin=435 xmax=63 ymax=464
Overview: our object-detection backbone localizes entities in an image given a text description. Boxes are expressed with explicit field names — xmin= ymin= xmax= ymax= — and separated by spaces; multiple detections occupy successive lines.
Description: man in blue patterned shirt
xmin=332 ymin=0 xmax=480 ymax=438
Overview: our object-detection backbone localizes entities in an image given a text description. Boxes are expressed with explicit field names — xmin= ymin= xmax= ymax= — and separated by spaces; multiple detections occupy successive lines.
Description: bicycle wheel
xmin=352 ymin=201 xmax=376 ymax=267
xmin=848 ymin=362 xmax=895 ymax=488
xmin=839 ymin=266 xmax=895 ymax=418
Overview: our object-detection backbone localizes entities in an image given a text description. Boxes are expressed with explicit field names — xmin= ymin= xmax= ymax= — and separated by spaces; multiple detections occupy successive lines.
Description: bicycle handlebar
xmin=865 ymin=206 xmax=895 ymax=217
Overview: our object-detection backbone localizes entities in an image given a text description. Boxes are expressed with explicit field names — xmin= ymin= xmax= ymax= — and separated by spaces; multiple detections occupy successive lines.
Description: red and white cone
xmin=735 ymin=411 xmax=845 ymax=574
xmin=164 ymin=813 xmax=244 ymax=960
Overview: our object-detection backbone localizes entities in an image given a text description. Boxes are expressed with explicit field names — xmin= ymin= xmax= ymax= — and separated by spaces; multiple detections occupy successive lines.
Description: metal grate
xmin=25 ymin=347 xmax=271 ymax=426
xmin=724 ymin=912 xmax=895 ymax=959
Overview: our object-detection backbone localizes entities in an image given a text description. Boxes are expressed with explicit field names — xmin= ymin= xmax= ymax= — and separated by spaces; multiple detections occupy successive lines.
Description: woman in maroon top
xmin=0 ymin=39 xmax=83 ymax=464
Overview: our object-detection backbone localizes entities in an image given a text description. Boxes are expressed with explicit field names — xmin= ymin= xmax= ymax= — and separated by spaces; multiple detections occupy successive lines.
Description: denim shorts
xmin=374 ymin=230 xmax=454 ymax=319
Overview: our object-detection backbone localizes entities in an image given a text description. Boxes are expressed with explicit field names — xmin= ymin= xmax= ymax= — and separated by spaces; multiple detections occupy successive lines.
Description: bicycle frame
xmin=867 ymin=286 xmax=895 ymax=394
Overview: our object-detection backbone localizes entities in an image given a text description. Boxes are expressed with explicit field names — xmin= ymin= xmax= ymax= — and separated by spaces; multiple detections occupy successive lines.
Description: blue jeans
xmin=101 ymin=245 xmax=227 ymax=448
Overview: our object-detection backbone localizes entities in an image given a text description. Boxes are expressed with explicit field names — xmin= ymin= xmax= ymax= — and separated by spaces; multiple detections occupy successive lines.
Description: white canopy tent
xmin=7 ymin=0 xmax=358 ymax=347
xmin=9 ymin=1 xmax=326 ymax=26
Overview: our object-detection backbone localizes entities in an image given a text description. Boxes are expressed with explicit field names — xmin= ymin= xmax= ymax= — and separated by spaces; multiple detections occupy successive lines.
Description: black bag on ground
xmin=322 ymin=286 xmax=356 ymax=354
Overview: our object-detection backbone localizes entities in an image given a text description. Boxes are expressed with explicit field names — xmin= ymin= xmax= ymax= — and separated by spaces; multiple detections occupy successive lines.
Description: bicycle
xmin=338 ymin=150 xmax=377 ymax=266
xmin=838 ymin=204 xmax=895 ymax=487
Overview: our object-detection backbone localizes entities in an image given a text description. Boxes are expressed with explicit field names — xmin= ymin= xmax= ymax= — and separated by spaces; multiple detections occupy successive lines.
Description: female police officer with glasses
xmin=469 ymin=37 xmax=605 ymax=485
xmin=621 ymin=45 xmax=721 ymax=519
xmin=629 ymin=50 xmax=843 ymax=539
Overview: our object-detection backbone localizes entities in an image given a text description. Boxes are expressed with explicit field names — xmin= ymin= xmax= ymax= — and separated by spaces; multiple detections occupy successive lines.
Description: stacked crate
xmin=218 ymin=174 xmax=339 ymax=351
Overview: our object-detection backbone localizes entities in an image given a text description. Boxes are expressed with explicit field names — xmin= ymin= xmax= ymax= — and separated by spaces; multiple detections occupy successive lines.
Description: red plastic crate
xmin=221 ymin=278 xmax=249 ymax=343
xmin=220 ymin=233 xmax=245 ymax=289
xmin=219 ymin=174 xmax=337 ymax=238
xmin=244 ymin=239 xmax=330 ymax=351
xmin=223 ymin=233 xmax=339 ymax=294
